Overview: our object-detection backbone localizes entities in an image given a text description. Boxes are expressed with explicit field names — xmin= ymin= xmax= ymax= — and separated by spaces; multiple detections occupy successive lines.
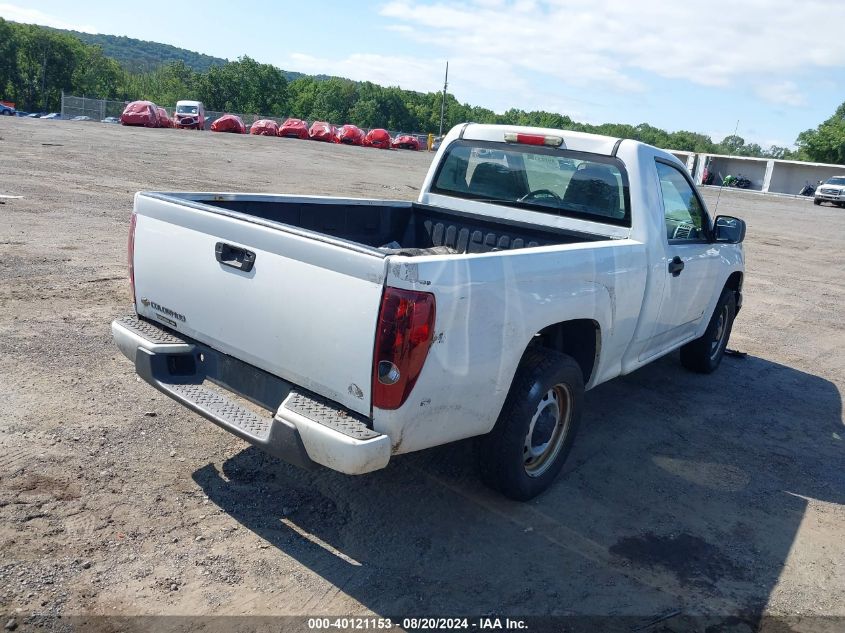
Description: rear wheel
xmin=680 ymin=288 xmax=736 ymax=374
xmin=476 ymin=348 xmax=583 ymax=500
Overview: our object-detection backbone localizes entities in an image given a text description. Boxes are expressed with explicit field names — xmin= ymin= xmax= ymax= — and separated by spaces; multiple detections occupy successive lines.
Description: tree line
xmin=1 ymin=18 xmax=842 ymax=164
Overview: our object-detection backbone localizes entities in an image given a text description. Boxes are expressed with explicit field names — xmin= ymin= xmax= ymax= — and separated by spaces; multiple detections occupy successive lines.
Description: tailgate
xmin=131 ymin=193 xmax=386 ymax=416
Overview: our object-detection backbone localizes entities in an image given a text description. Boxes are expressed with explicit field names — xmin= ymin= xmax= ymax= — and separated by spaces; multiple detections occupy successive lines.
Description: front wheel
xmin=814 ymin=198 xmax=821 ymax=206
xmin=680 ymin=288 xmax=736 ymax=373
xmin=476 ymin=348 xmax=583 ymax=500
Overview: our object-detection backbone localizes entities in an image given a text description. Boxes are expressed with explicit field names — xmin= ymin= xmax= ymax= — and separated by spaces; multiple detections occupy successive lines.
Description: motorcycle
xmin=723 ymin=174 xmax=751 ymax=189
xmin=798 ymin=180 xmax=822 ymax=196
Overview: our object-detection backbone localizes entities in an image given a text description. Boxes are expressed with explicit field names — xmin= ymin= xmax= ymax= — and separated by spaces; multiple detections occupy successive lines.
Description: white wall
xmin=703 ymin=156 xmax=768 ymax=191
xmin=767 ymin=163 xmax=845 ymax=195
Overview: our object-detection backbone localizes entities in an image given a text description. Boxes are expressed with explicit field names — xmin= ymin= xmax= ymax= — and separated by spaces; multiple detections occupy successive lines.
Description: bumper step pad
xmin=116 ymin=315 xmax=187 ymax=345
xmin=165 ymin=382 xmax=272 ymax=441
xmin=285 ymin=390 xmax=379 ymax=440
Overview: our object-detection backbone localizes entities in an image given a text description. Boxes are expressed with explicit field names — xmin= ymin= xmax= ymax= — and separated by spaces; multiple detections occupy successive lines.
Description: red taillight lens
xmin=503 ymin=132 xmax=564 ymax=147
xmin=372 ymin=287 xmax=436 ymax=410
xmin=128 ymin=212 xmax=137 ymax=308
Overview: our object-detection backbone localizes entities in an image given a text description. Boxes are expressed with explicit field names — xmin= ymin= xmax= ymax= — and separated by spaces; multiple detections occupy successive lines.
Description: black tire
xmin=476 ymin=348 xmax=583 ymax=501
xmin=680 ymin=288 xmax=736 ymax=374
xmin=813 ymin=198 xmax=821 ymax=206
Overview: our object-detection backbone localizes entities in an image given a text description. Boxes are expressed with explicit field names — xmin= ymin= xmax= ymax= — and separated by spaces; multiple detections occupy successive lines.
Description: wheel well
xmin=725 ymin=271 xmax=743 ymax=293
xmin=725 ymin=271 xmax=743 ymax=310
xmin=534 ymin=319 xmax=600 ymax=383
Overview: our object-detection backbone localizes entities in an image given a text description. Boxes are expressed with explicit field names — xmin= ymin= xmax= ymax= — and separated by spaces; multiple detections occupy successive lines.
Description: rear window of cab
xmin=431 ymin=140 xmax=631 ymax=227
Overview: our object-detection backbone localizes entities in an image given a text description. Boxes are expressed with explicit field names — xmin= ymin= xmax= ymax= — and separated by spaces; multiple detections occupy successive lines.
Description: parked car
xmin=210 ymin=114 xmax=246 ymax=134
xmin=27 ymin=112 xmax=47 ymax=118
xmin=278 ymin=118 xmax=309 ymax=139
xmin=101 ymin=116 xmax=120 ymax=124
xmin=308 ymin=121 xmax=335 ymax=142
xmin=335 ymin=124 xmax=365 ymax=145
xmin=250 ymin=119 xmax=279 ymax=136
xmin=813 ymin=176 xmax=845 ymax=207
xmin=392 ymin=134 xmax=421 ymax=150
xmin=174 ymin=100 xmax=205 ymax=130
xmin=120 ymin=101 xmax=159 ymax=127
xmin=0 ymin=103 xmax=15 ymax=116
xmin=71 ymin=115 xmax=96 ymax=122
xmin=15 ymin=111 xmax=29 ymax=117
xmin=156 ymin=107 xmax=173 ymax=128
xmin=41 ymin=113 xmax=62 ymax=120
xmin=112 ymin=123 xmax=746 ymax=500
xmin=363 ymin=128 xmax=392 ymax=149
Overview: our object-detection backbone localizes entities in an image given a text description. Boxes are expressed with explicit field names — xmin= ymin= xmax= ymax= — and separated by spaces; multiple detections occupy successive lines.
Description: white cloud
xmin=754 ymin=81 xmax=807 ymax=107
xmin=0 ymin=3 xmax=97 ymax=32
xmin=374 ymin=0 xmax=845 ymax=107
xmin=288 ymin=53 xmax=446 ymax=92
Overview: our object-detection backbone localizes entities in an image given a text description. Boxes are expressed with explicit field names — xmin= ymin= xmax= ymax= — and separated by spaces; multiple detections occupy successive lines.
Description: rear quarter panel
xmin=375 ymin=240 xmax=647 ymax=454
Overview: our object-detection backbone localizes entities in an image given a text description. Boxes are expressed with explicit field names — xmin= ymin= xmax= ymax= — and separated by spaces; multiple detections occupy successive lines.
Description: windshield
xmin=176 ymin=105 xmax=198 ymax=114
xmin=825 ymin=177 xmax=845 ymax=186
xmin=431 ymin=141 xmax=630 ymax=226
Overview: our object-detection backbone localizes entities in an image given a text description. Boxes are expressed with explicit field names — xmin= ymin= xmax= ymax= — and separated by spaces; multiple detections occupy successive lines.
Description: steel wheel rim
xmin=710 ymin=304 xmax=730 ymax=360
xmin=524 ymin=384 xmax=572 ymax=477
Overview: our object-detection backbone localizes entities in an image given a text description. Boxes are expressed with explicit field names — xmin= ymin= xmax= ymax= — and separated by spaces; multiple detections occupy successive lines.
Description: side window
xmin=656 ymin=161 xmax=708 ymax=241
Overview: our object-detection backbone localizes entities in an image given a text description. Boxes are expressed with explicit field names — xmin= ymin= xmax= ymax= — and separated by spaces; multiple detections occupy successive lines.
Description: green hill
xmin=46 ymin=28 xmax=320 ymax=82
xmin=45 ymin=28 xmax=229 ymax=73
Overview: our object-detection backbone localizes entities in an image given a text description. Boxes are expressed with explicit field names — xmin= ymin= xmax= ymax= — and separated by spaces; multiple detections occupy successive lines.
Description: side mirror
xmin=714 ymin=215 xmax=746 ymax=244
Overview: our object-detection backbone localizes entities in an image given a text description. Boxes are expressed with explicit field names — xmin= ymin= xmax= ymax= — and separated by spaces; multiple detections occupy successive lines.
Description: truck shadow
xmin=193 ymin=353 xmax=843 ymax=620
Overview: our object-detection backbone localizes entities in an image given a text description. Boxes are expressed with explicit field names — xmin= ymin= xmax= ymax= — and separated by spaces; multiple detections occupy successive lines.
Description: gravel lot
xmin=1 ymin=118 xmax=843 ymax=630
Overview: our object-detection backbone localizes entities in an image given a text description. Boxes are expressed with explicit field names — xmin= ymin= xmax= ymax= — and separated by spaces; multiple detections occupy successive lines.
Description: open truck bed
xmin=154 ymin=192 xmax=602 ymax=257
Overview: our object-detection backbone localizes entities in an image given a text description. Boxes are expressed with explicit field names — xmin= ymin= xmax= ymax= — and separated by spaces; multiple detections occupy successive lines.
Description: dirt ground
xmin=1 ymin=118 xmax=843 ymax=631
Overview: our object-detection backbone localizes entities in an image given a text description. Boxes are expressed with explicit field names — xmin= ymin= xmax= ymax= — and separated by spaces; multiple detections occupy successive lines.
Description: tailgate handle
xmin=215 ymin=242 xmax=256 ymax=272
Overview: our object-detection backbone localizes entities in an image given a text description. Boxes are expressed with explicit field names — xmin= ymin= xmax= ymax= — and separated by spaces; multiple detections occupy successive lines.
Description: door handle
xmin=668 ymin=256 xmax=685 ymax=277
xmin=215 ymin=242 xmax=256 ymax=272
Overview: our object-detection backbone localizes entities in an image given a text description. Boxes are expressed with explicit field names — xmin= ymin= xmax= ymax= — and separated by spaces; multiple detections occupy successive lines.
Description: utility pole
xmin=41 ymin=49 xmax=48 ymax=111
xmin=438 ymin=61 xmax=449 ymax=137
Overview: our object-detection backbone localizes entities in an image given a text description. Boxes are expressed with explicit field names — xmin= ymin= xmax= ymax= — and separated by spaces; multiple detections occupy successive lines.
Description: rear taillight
xmin=128 ymin=212 xmax=137 ymax=308
xmin=372 ymin=287 xmax=436 ymax=410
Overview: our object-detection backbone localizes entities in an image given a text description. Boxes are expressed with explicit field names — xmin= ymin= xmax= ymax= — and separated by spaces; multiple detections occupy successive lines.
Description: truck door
xmin=642 ymin=160 xmax=722 ymax=357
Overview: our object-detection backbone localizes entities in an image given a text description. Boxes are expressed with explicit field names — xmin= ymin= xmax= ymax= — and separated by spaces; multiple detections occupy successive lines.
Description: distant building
xmin=663 ymin=149 xmax=845 ymax=195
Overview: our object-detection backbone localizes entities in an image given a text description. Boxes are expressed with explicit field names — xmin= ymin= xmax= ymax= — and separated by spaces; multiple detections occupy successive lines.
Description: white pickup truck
xmin=112 ymin=123 xmax=746 ymax=500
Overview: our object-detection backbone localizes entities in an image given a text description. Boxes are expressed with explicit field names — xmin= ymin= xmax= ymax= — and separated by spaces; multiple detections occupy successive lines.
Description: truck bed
xmin=153 ymin=193 xmax=602 ymax=256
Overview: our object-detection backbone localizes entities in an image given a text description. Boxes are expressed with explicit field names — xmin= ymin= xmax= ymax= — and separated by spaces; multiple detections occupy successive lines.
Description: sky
xmin=3 ymin=0 xmax=844 ymax=148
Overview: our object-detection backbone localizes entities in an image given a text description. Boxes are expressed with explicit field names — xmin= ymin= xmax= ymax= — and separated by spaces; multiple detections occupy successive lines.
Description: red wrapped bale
xmin=211 ymin=114 xmax=247 ymax=134
xmin=392 ymin=134 xmax=421 ymax=150
xmin=278 ymin=118 xmax=309 ymax=139
xmin=335 ymin=124 xmax=365 ymax=145
xmin=363 ymin=128 xmax=392 ymax=149
xmin=308 ymin=121 xmax=336 ymax=142
xmin=250 ymin=119 xmax=279 ymax=136
xmin=120 ymin=101 xmax=159 ymax=127
xmin=156 ymin=107 xmax=173 ymax=128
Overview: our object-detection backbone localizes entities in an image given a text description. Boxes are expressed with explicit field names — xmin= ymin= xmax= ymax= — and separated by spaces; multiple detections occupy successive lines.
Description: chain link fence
xmin=61 ymin=94 xmax=430 ymax=146
xmin=60 ymin=94 xmax=127 ymax=120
